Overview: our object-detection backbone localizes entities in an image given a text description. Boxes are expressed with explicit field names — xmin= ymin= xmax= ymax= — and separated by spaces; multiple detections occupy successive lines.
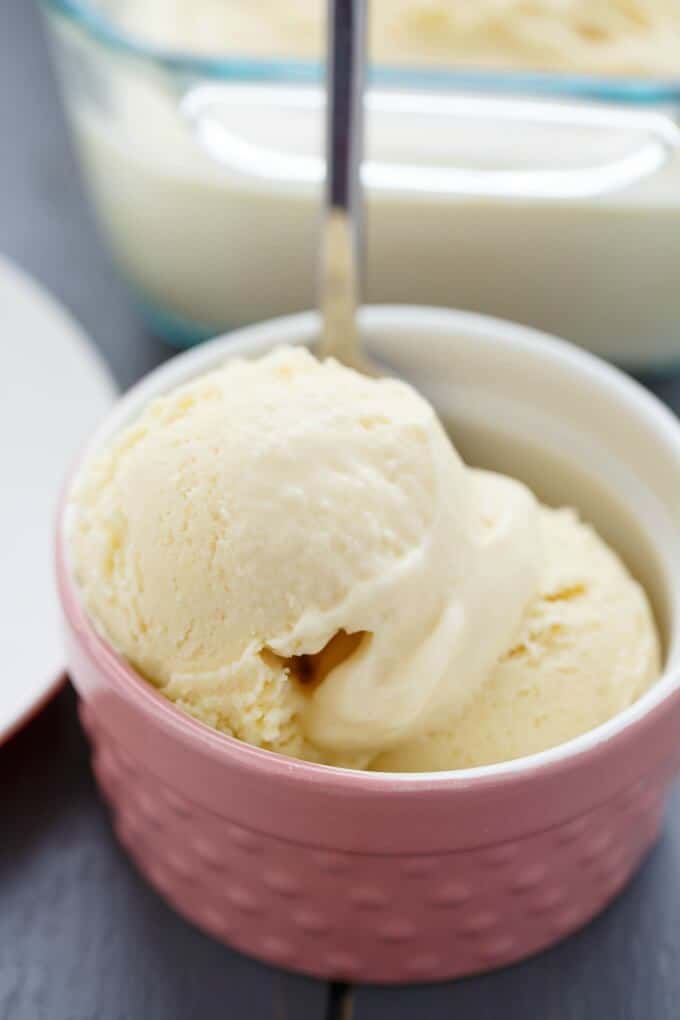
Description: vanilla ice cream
xmin=117 ymin=0 xmax=680 ymax=77
xmin=69 ymin=348 xmax=660 ymax=770
xmin=375 ymin=505 xmax=660 ymax=770
xmin=52 ymin=0 xmax=680 ymax=370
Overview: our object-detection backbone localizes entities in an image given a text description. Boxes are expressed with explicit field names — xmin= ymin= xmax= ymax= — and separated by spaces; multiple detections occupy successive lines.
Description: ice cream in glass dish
xmin=117 ymin=0 xmax=680 ymax=77
xmin=68 ymin=345 xmax=660 ymax=771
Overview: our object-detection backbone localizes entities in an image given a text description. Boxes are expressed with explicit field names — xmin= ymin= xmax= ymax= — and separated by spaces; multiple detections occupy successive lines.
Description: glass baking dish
xmin=41 ymin=0 xmax=680 ymax=370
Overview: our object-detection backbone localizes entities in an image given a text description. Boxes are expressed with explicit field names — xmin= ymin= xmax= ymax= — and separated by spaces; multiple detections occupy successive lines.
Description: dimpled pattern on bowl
xmin=57 ymin=309 xmax=680 ymax=984
xmin=80 ymin=696 xmax=676 ymax=983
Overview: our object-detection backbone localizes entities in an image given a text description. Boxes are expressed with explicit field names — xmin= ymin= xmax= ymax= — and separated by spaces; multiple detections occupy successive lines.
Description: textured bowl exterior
xmin=57 ymin=309 xmax=680 ymax=983
xmin=60 ymin=551 xmax=680 ymax=984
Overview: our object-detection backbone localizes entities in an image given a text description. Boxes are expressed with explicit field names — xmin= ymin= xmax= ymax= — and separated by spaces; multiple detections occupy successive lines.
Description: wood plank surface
xmin=0 ymin=688 xmax=328 ymax=1020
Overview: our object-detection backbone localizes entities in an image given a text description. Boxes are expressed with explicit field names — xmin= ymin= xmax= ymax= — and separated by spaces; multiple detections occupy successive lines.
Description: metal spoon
xmin=318 ymin=0 xmax=373 ymax=373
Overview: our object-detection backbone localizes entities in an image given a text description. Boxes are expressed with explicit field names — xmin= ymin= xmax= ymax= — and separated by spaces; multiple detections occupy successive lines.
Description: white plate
xmin=0 ymin=256 xmax=116 ymax=744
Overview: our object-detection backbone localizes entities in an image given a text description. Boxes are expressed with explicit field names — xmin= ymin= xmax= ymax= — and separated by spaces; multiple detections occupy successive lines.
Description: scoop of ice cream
xmin=305 ymin=466 xmax=540 ymax=753
xmin=373 ymin=505 xmax=660 ymax=771
xmin=69 ymin=346 xmax=540 ymax=760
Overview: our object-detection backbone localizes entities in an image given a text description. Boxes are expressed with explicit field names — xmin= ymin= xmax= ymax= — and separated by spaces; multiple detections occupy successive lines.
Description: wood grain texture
xmin=0 ymin=688 xmax=327 ymax=1020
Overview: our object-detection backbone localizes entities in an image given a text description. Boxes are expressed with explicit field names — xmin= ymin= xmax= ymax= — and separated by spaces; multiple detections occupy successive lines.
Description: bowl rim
xmin=58 ymin=304 xmax=680 ymax=791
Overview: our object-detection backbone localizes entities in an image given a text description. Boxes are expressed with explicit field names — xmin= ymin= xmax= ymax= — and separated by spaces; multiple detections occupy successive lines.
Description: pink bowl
xmin=57 ymin=308 xmax=680 ymax=983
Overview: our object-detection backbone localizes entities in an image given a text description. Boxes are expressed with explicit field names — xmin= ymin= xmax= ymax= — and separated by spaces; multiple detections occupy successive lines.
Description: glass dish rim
xmin=42 ymin=0 xmax=680 ymax=104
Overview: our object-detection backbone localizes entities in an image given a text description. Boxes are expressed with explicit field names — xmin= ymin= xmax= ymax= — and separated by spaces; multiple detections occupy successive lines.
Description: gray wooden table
xmin=2 ymin=2 xmax=680 ymax=1017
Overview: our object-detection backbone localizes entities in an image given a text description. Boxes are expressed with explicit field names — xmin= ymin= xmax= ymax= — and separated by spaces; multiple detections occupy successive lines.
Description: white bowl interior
xmin=70 ymin=306 xmax=680 ymax=777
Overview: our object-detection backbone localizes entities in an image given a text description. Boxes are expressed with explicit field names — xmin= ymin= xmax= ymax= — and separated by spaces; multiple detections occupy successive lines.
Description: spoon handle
xmin=319 ymin=0 xmax=367 ymax=368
